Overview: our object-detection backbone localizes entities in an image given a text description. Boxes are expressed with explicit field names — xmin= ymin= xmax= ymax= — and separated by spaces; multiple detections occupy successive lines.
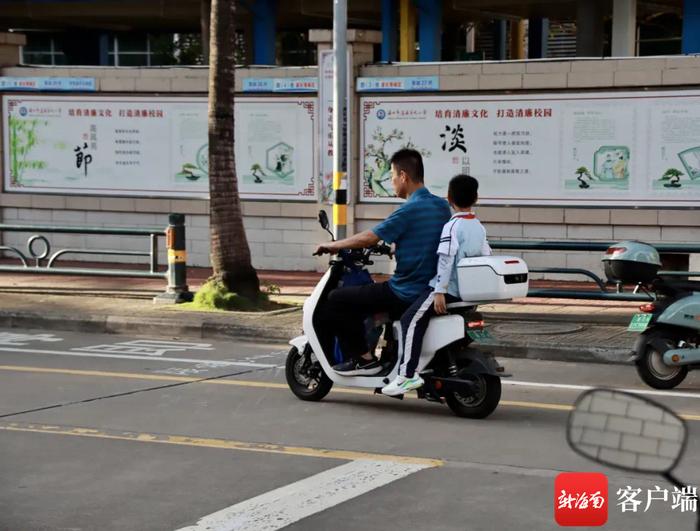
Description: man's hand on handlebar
xmin=313 ymin=243 xmax=338 ymax=256
xmin=313 ymin=239 xmax=392 ymax=258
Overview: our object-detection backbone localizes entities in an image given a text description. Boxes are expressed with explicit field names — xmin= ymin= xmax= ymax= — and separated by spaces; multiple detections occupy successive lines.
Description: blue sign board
xmin=243 ymin=77 xmax=318 ymax=93
xmin=0 ymin=77 xmax=96 ymax=91
xmin=356 ymin=76 xmax=440 ymax=92
xmin=242 ymin=78 xmax=275 ymax=92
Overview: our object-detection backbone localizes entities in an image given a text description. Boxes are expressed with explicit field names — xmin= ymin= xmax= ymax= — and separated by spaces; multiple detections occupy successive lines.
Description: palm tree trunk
xmin=208 ymin=0 xmax=260 ymax=299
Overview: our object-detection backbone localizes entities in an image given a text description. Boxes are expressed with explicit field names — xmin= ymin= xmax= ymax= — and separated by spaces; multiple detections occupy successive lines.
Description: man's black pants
xmin=317 ymin=282 xmax=411 ymax=362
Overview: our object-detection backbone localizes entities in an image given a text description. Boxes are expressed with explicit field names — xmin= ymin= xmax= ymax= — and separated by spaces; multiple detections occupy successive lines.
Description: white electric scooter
xmin=286 ymin=211 xmax=529 ymax=419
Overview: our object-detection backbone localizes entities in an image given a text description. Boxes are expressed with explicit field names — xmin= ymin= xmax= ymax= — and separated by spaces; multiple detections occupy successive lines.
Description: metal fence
xmin=0 ymin=223 xmax=165 ymax=278
xmin=491 ymin=240 xmax=700 ymax=301
xmin=1 ymin=224 xmax=698 ymax=303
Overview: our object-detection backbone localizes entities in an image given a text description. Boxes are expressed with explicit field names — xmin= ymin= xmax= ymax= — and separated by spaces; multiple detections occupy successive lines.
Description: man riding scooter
xmin=314 ymin=148 xmax=451 ymax=376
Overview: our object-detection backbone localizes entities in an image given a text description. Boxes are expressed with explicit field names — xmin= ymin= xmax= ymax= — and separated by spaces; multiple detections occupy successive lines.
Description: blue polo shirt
xmin=372 ymin=187 xmax=451 ymax=302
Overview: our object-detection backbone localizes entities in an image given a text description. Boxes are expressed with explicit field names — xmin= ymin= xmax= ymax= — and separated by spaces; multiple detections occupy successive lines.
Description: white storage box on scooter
xmin=457 ymin=256 xmax=529 ymax=303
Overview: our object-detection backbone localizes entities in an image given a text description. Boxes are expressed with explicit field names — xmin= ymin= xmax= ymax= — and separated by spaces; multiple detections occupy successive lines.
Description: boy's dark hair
xmin=448 ymin=174 xmax=479 ymax=208
xmin=390 ymin=148 xmax=424 ymax=183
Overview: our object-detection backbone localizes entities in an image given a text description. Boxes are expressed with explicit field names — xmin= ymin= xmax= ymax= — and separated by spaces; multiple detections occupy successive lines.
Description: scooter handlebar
xmin=369 ymin=243 xmax=393 ymax=257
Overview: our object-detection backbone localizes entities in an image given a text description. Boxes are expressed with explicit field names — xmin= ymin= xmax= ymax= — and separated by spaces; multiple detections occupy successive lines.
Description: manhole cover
xmin=492 ymin=322 xmax=584 ymax=335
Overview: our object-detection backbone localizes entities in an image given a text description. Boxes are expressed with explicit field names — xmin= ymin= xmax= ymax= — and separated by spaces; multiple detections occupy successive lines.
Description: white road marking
xmin=0 ymin=346 xmax=276 ymax=368
xmin=175 ymin=459 xmax=430 ymax=531
xmin=0 ymin=332 xmax=63 ymax=346
xmin=504 ymin=379 xmax=700 ymax=399
xmin=73 ymin=340 xmax=214 ymax=357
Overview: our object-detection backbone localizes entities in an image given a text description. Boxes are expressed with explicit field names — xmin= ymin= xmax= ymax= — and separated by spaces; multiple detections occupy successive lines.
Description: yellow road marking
xmin=500 ymin=400 xmax=573 ymax=412
xmin=2 ymin=364 xmax=699 ymax=420
xmin=0 ymin=421 xmax=443 ymax=467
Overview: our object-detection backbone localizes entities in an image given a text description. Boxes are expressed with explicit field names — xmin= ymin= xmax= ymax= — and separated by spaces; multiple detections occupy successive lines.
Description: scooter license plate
xmin=467 ymin=329 xmax=493 ymax=342
xmin=628 ymin=313 xmax=652 ymax=332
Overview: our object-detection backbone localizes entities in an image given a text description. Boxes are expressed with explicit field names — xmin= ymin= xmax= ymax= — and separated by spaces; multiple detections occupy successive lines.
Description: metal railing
xmin=0 ymin=224 xmax=165 ymax=278
xmin=0 ymin=214 xmax=192 ymax=303
xmin=490 ymin=240 xmax=700 ymax=301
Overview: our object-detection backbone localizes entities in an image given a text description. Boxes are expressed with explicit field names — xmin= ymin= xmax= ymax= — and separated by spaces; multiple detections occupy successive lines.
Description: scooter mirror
xmin=567 ymin=389 xmax=687 ymax=475
xmin=318 ymin=210 xmax=330 ymax=231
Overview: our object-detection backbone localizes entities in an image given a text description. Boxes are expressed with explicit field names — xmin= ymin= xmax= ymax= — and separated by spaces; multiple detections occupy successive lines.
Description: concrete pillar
xmin=682 ymin=0 xmax=700 ymax=54
xmin=0 ymin=32 xmax=25 ymax=66
xmin=612 ymin=0 xmax=637 ymax=57
xmin=576 ymin=0 xmax=605 ymax=57
xmin=252 ymin=0 xmax=276 ymax=64
xmin=510 ymin=19 xmax=526 ymax=59
xmin=528 ymin=18 xmax=549 ymax=58
xmin=399 ymin=0 xmax=416 ymax=61
xmin=415 ymin=0 xmax=442 ymax=61
xmin=465 ymin=23 xmax=476 ymax=53
xmin=381 ymin=0 xmax=397 ymax=62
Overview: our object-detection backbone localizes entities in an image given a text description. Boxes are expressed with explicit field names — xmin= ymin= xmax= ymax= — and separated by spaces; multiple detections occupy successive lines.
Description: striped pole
xmin=333 ymin=171 xmax=347 ymax=239
xmin=155 ymin=213 xmax=193 ymax=304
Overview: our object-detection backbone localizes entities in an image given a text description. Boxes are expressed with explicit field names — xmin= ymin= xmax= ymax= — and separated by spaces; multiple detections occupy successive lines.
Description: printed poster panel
xmin=3 ymin=95 xmax=316 ymax=200
xmin=360 ymin=90 xmax=700 ymax=207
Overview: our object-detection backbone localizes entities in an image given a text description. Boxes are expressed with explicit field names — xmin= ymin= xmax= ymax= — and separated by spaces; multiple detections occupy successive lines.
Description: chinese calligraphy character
xmin=558 ymin=490 xmax=577 ymax=510
xmin=644 ymin=486 xmax=669 ymax=512
xmin=617 ymin=487 xmax=643 ymax=513
xmin=440 ymin=124 xmax=466 ymax=153
xmin=74 ymin=142 xmax=93 ymax=176
xmin=671 ymin=486 xmax=698 ymax=513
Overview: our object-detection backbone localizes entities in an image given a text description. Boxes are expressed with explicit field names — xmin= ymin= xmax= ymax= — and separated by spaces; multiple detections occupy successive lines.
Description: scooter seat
xmin=446 ymin=302 xmax=476 ymax=310
xmin=446 ymin=302 xmax=480 ymax=320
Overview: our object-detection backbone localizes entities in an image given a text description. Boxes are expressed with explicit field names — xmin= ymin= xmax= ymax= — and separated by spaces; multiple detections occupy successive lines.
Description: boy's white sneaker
xmin=381 ymin=375 xmax=424 ymax=396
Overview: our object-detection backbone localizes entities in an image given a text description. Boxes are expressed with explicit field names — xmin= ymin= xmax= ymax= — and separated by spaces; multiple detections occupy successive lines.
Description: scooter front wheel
xmin=285 ymin=345 xmax=333 ymax=401
xmin=445 ymin=373 xmax=501 ymax=419
xmin=635 ymin=331 xmax=688 ymax=390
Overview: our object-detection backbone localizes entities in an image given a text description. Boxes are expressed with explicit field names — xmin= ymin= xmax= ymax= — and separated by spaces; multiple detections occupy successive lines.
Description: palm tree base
xmin=212 ymin=269 xmax=260 ymax=300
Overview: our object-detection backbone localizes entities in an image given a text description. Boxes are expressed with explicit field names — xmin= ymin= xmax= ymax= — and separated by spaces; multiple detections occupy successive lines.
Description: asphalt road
xmin=1 ymin=327 xmax=700 ymax=531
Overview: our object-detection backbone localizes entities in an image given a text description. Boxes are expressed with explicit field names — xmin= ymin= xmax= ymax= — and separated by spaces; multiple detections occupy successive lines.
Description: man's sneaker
xmin=381 ymin=375 xmax=424 ymax=396
xmin=333 ymin=358 xmax=383 ymax=376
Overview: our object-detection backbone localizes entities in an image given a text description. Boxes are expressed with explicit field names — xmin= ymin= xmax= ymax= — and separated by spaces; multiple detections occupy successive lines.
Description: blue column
xmin=495 ymin=20 xmax=508 ymax=60
xmin=252 ymin=0 xmax=276 ymax=65
xmin=683 ymin=0 xmax=700 ymax=54
xmin=528 ymin=18 xmax=549 ymax=58
xmin=415 ymin=0 xmax=442 ymax=61
xmin=99 ymin=34 xmax=110 ymax=66
xmin=381 ymin=0 xmax=397 ymax=62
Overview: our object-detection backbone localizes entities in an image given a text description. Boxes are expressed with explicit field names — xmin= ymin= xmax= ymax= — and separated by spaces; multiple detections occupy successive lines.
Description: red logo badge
xmin=555 ymin=472 xmax=608 ymax=526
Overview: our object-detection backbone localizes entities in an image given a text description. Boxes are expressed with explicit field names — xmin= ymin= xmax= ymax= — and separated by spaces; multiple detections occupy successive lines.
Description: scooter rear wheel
xmin=445 ymin=373 xmax=501 ymax=419
xmin=285 ymin=345 xmax=333 ymax=401
xmin=635 ymin=330 xmax=688 ymax=390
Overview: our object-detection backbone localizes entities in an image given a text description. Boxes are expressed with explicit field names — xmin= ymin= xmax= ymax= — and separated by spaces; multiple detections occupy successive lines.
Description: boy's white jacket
xmin=431 ymin=213 xmax=491 ymax=298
